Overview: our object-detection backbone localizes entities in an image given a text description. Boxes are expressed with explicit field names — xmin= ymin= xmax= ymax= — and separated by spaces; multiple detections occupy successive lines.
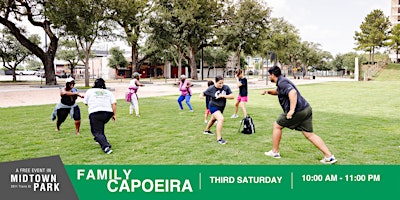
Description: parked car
xmin=56 ymin=73 xmax=71 ymax=78
xmin=36 ymin=70 xmax=45 ymax=78
xmin=15 ymin=70 xmax=37 ymax=75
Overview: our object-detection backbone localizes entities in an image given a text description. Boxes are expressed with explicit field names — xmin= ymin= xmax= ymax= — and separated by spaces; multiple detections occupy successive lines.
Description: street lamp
xmin=266 ymin=52 xmax=270 ymax=85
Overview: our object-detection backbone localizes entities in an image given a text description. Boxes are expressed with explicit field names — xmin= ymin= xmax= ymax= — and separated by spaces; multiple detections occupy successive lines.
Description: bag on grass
xmin=239 ymin=115 xmax=255 ymax=134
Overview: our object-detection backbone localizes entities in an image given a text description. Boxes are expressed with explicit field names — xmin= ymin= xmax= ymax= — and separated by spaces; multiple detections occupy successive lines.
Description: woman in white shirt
xmin=84 ymin=78 xmax=117 ymax=154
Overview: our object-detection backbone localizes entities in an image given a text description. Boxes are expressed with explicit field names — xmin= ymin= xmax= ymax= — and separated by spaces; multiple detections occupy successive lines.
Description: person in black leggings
xmin=54 ymin=77 xmax=84 ymax=135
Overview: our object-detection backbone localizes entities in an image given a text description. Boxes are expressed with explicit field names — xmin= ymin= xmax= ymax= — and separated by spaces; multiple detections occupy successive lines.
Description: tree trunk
xmin=188 ymin=46 xmax=198 ymax=80
xmin=176 ymin=44 xmax=182 ymax=77
xmin=84 ymin=52 xmax=90 ymax=87
xmin=371 ymin=47 xmax=375 ymax=64
xmin=12 ymin=68 xmax=17 ymax=82
xmin=0 ymin=18 xmax=58 ymax=85
xmin=43 ymin=56 xmax=57 ymax=85
xmin=131 ymin=45 xmax=139 ymax=73
xmin=237 ymin=48 xmax=241 ymax=70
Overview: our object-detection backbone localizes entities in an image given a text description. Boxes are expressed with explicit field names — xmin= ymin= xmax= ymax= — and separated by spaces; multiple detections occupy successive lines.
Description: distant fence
xmin=285 ymin=70 xmax=344 ymax=77
xmin=307 ymin=70 xmax=344 ymax=77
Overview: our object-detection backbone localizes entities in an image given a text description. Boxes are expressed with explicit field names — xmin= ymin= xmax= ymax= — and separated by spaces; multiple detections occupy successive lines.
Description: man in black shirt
xmin=262 ymin=66 xmax=337 ymax=164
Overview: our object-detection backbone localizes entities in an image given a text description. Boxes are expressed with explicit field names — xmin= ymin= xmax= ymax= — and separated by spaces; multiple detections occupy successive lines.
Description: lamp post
xmin=247 ymin=56 xmax=250 ymax=76
xmin=200 ymin=41 xmax=204 ymax=80
xmin=266 ymin=52 xmax=269 ymax=85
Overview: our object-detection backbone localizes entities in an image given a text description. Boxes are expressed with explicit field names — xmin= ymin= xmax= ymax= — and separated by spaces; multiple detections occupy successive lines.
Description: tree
xmin=56 ymin=39 xmax=84 ymax=78
xmin=108 ymin=47 xmax=128 ymax=69
xmin=218 ymin=0 xmax=270 ymax=70
xmin=108 ymin=0 xmax=153 ymax=73
xmin=181 ymin=0 xmax=223 ymax=80
xmin=149 ymin=0 xmax=190 ymax=78
xmin=197 ymin=47 xmax=229 ymax=78
xmin=0 ymin=29 xmax=39 ymax=81
xmin=354 ymin=9 xmax=390 ymax=64
xmin=0 ymin=0 xmax=59 ymax=85
xmin=314 ymin=50 xmax=333 ymax=70
xmin=260 ymin=17 xmax=302 ymax=73
xmin=148 ymin=0 xmax=223 ymax=80
xmin=48 ymin=0 xmax=113 ymax=86
xmin=388 ymin=23 xmax=400 ymax=63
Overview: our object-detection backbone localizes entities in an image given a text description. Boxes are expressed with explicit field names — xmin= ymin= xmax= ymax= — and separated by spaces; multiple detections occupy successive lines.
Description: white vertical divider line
xmin=199 ymin=172 xmax=202 ymax=190
xmin=291 ymin=172 xmax=294 ymax=189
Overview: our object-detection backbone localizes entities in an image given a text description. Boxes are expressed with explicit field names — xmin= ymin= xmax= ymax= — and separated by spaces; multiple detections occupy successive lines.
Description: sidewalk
xmin=0 ymin=77 xmax=354 ymax=108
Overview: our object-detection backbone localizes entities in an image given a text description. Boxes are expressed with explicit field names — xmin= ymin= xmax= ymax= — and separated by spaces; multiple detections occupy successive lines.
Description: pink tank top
xmin=179 ymin=79 xmax=191 ymax=96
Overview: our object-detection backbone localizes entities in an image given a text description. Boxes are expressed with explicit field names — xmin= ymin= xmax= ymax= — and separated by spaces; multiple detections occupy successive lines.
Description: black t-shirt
xmin=276 ymin=76 xmax=309 ymax=112
xmin=60 ymin=88 xmax=77 ymax=106
xmin=203 ymin=85 xmax=232 ymax=110
xmin=238 ymin=78 xmax=248 ymax=97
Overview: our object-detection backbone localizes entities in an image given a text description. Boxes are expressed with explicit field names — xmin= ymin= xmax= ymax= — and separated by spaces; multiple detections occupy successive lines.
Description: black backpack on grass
xmin=239 ymin=115 xmax=255 ymax=134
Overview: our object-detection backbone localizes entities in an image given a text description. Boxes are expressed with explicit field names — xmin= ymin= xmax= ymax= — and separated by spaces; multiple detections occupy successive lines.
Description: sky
xmin=266 ymin=0 xmax=391 ymax=56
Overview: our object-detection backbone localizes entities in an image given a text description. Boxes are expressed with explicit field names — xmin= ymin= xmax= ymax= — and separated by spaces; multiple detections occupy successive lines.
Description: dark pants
xmin=56 ymin=106 xmax=81 ymax=129
xmin=89 ymin=111 xmax=113 ymax=150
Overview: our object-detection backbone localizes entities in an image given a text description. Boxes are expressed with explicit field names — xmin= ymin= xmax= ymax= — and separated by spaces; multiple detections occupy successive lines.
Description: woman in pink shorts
xmin=231 ymin=69 xmax=248 ymax=119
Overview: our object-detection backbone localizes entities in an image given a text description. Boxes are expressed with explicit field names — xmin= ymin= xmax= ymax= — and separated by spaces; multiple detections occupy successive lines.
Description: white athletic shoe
xmin=320 ymin=155 xmax=337 ymax=164
xmin=264 ymin=150 xmax=281 ymax=158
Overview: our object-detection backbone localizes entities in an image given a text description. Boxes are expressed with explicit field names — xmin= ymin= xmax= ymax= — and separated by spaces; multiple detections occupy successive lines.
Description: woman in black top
xmin=201 ymin=75 xmax=234 ymax=144
xmin=55 ymin=78 xmax=84 ymax=135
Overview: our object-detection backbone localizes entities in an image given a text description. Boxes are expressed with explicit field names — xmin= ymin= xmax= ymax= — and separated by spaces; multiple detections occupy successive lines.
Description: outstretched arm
xmin=136 ymin=80 xmax=145 ymax=87
xmin=261 ymin=89 xmax=277 ymax=95
xmin=60 ymin=88 xmax=83 ymax=98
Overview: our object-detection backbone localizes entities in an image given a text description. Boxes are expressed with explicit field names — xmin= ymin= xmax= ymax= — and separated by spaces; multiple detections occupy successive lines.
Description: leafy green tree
xmin=387 ymin=23 xmax=400 ymax=63
xmin=261 ymin=17 xmax=301 ymax=69
xmin=182 ymin=0 xmax=223 ymax=80
xmin=332 ymin=53 xmax=345 ymax=71
xmin=147 ymin=0 xmax=223 ymax=79
xmin=48 ymin=0 xmax=114 ymax=86
xmin=342 ymin=52 xmax=362 ymax=72
xmin=0 ymin=0 xmax=59 ymax=85
xmin=108 ymin=0 xmax=153 ymax=73
xmin=107 ymin=47 xmax=128 ymax=69
xmin=314 ymin=50 xmax=333 ymax=70
xmin=56 ymin=39 xmax=84 ymax=78
xmin=197 ymin=47 xmax=229 ymax=78
xmin=218 ymin=0 xmax=271 ymax=70
xmin=149 ymin=0 xmax=190 ymax=78
xmin=0 ymin=29 xmax=38 ymax=81
xmin=354 ymin=9 xmax=390 ymax=64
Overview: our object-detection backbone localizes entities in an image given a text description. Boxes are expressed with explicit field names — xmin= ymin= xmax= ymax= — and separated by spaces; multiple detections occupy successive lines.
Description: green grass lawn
xmin=1 ymin=64 xmax=400 ymax=165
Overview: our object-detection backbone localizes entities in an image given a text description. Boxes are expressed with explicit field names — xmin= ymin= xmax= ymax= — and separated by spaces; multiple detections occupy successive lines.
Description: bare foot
xmin=55 ymin=128 xmax=59 ymax=132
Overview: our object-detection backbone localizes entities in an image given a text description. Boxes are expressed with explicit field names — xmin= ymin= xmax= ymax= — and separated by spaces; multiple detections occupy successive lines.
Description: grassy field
xmin=1 ymin=64 xmax=400 ymax=165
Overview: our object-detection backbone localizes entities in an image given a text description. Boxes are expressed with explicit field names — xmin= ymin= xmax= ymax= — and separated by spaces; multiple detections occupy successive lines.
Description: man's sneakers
xmin=217 ymin=138 xmax=227 ymax=145
xmin=104 ymin=147 xmax=113 ymax=154
xmin=320 ymin=155 xmax=337 ymax=164
xmin=264 ymin=150 xmax=338 ymax=164
xmin=264 ymin=150 xmax=281 ymax=158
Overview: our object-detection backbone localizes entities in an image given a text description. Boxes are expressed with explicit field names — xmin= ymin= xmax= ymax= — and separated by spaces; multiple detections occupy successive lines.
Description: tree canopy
xmin=354 ymin=9 xmax=390 ymax=63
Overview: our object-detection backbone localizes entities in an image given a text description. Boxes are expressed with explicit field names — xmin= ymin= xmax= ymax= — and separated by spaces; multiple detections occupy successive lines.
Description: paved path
xmin=0 ymin=77 xmax=354 ymax=108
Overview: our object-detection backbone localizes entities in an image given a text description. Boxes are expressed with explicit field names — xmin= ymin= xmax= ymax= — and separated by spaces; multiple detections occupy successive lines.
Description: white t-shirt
xmin=129 ymin=79 xmax=138 ymax=87
xmin=84 ymin=88 xmax=117 ymax=114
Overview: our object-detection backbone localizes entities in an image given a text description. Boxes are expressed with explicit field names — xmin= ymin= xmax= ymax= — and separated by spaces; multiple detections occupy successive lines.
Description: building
xmin=390 ymin=0 xmax=400 ymax=62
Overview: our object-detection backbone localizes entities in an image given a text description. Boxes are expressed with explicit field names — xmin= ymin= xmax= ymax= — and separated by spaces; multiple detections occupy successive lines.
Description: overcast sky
xmin=267 ymin=0 xmax=391 ymax=56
